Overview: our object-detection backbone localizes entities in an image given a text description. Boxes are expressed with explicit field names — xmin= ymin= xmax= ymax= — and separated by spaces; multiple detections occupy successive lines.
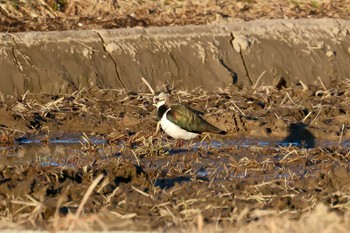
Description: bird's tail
xmin=203 ymin=121 xmax=227 ymax=135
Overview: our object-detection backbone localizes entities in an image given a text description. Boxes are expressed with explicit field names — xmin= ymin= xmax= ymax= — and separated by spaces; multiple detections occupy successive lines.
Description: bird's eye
xmin=154 ymin=97 xmax=159 ymax=101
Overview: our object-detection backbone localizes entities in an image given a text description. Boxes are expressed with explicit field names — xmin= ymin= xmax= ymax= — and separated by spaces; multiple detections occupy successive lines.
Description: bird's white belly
xmin=160 ymin=114 xmax=198 ymax=140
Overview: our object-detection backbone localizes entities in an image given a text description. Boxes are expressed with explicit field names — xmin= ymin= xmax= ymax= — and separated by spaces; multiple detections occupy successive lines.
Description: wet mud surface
xmin=1 ymin=1 xmax=350 ymax=231
xmin=1 ymin=82 xmax=350 ymax=231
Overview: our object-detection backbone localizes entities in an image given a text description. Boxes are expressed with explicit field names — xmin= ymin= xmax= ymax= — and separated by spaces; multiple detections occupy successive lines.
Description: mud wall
xmin=0 ymin=19 xmax=349 ymax=95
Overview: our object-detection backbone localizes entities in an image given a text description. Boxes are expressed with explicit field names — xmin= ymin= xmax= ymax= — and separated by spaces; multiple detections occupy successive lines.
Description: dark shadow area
xmin=15 ymin=137 xmax=32 ymax=144
xmin=218 ymin=58 xmax=238 ymax=85
xmin=167 ymin=148 xmax=193 ymax=155
xmin=155 ymin=176 xmax=192 ymax=189
xmin=280 ymin=122 xmax=315 ymax=148
xmin=155 ymin=176 xmax=209 ymax=189
xmin=275 ymin=76 xmax=287 ymax=89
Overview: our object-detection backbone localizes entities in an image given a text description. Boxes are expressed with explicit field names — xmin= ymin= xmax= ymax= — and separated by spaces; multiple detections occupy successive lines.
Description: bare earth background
xmin=1 ymin=0 xmax=350 ymax=232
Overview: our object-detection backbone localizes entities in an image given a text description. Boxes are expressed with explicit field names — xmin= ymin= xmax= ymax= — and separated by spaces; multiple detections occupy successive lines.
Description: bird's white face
xmin=153 ymin=92 xmax=169 ymax=108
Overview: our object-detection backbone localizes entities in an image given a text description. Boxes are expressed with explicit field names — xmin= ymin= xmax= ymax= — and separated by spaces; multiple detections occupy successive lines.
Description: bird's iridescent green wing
xmin=167 ymin=104 xmax=224 ymax=134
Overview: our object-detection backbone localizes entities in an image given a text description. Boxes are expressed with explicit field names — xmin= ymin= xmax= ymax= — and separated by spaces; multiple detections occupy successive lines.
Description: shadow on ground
xmin=281 ymin=122 xmax=315 ymax=148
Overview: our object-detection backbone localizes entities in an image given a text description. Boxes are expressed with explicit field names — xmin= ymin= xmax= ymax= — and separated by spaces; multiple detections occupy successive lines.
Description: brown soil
xmin=1 ymin=0 xmax=350 ymax=232
xmin=1 ymin=82 xmax=350 ymax=231
xmin=1 ymin=0 xmax=350 ymax=32
xmin=3 ymin=19 xmax=349 ymax=96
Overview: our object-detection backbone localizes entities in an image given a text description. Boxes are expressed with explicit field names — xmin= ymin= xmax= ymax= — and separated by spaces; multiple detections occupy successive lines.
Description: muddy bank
xmin=0 ymin=72 xmax=350 ymax=231
xmin=1 ymin=19 xmax=350 ymax=96
xmin=1 ymin=133 xmax=350 ymax=231
xmin=1 ymin=79 xmax=350 ymax=143
xmin=1 ymin=15 xmax=350 ymax=232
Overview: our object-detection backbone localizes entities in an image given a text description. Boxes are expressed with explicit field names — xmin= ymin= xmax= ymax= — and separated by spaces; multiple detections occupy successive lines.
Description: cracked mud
xmin=94 ymin=31 xmax=127 ymax=90
xmin=1 ymin=18 xmax=349 ymax=96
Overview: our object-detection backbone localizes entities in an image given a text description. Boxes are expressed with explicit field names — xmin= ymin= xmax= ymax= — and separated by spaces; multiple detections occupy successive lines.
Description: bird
xmin=153 ymin=92 xmax=227 ymax=140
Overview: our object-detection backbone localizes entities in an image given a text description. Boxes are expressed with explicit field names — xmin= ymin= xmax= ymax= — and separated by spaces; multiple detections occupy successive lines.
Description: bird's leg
xmin=175 ymin=139 xmax=185 ymax=148
xmin=153 ymin=121 xmax=161 ymax=137
xmin=180 ymin=139 xmax=185 ymax=148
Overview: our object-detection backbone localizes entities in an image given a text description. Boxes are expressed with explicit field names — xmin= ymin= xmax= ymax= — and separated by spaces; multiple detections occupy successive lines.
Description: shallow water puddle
xmin=14 ymin=133 xmax=107 ymax=145
xmin=194 ymin=138 xmax=349 ymax=149
xmin=0 ymin=135 xmax=347 ymax=160
xmin=0 ymin=135 xmax=348 ymax=183
xmin=0 ymin=134 xmax=108 ymax=166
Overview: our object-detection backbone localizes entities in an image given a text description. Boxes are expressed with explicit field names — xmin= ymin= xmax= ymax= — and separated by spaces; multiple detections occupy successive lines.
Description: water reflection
xmin=15 ymin=134 xmax=106 ymax=145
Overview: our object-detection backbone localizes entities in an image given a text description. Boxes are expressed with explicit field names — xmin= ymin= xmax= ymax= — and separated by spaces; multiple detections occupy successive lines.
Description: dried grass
xmin=233 ymin=203 xmax=348 ymax=233
xmin=1 ymin=0 xmax=350 ymax=32
xmin=1 ymin=81 xmax=350 ymax=231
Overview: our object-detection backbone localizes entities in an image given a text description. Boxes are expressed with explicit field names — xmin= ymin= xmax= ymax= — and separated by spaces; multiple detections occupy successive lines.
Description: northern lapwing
xmin=153 ymin=92 xmax=227 ymax=140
